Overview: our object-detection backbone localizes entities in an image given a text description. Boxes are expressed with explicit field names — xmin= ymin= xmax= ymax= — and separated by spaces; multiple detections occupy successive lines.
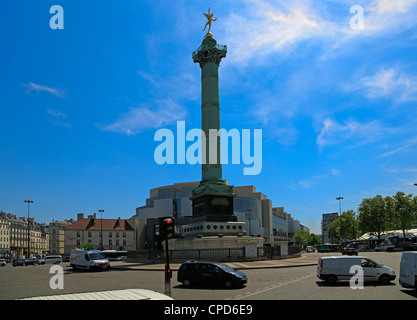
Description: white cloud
xmin=353 ymin=67 xmax=417 ymax=102
xmin=46 ymin=108 xmax=70 ymax=128
xmin=331 ymin=169 xmax=341 ymax=176
xmin=24 ymin=82 xmax=66 ymax=99
xmin=222 ymin=0 xmax=417 ymax=65
xmin=101 ymin=99 xmax=187 ymax=136
xmin=376 ymin=135 xmax=417 ymax=158
xmin=224 ymin=0 xmax=331 ymax=64
xmin=316 ymin=118 xmax=386 ymax=151
xmin=47 ymin=108 xmax=68 ymax=119
xmin=298 ymin=174 xmax=326 ymax=189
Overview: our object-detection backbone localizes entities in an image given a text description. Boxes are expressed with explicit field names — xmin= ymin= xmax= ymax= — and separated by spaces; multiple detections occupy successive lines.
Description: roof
xmin=356 ymin=228 xmax=417 ymax=241
xmin=65 ymin=218 xmax=134 ymax=231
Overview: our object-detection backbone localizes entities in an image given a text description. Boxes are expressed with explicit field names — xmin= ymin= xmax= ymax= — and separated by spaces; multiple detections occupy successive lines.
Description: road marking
xmin=227 ymin=273 xmax=316 ymax=300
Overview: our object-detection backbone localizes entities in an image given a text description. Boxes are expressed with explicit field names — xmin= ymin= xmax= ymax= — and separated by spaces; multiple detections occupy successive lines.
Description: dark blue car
xmin=177 ymin=261 xmax=248 ymax=288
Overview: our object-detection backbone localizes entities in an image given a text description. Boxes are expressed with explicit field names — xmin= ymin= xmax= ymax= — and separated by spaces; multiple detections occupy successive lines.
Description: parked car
xmin=24 ymin=259 xmax=37 ymax=266
xmin=114 ymin=256 xmax=127 ymax=261
xmin=177 ymin=261 xmax=248 ymax=288
xmin=37 ymin=255 xmax=62 ymax=265
xmin=0 ymin=259 xmax=6 ymax=267
xmin=399 ymin=251 xmax=417 ymax=289
xmin=13 ymin=259 xmax=36 ymax=266
xmin=306 ymin=246 xmax=315 ymax=253
xmin=342 ymin=247 xmax=359 ymax=256
xmin=317 ymin=256 xmax=395 ymax=285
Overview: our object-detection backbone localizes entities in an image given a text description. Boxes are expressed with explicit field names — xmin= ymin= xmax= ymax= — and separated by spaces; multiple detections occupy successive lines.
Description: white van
xmin=317 ymin=256 xmax=395 ymax=284
xmin=70 ymin=250 xmax=110 ymax=271
xmin=399 ymin=252 xmax=417 ymax=289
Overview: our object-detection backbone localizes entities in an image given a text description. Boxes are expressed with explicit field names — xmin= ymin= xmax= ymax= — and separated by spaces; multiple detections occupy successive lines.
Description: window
xmin=109 ymin=232 xmax=112 ymax=238
xmin=76 ymin=231 xmax=80 ymax=237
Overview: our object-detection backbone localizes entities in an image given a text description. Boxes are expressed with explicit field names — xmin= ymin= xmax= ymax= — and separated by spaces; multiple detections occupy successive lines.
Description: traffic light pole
xmin=164 ymin=237 xmax=171 ymax=297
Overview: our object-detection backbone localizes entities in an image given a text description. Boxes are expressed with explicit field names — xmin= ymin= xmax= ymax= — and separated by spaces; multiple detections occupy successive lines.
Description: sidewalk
xmin=110 ymin=253 xmax=324 ymax=271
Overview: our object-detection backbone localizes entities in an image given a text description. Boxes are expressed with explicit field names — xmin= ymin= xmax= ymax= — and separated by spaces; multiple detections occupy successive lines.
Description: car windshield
xmin=215 ymin=263 xmax=236 ymax=272
xmin=89 ymin=253 xmax=105 ymax=260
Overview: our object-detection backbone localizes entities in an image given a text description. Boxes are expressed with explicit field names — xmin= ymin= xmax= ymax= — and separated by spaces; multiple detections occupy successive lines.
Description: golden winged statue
xmin=203 ymin=7 xmax=217 ymax=36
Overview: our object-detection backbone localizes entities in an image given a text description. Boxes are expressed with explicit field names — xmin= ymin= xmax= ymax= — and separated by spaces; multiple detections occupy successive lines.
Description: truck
xmin=385 ymin=237 xmax=417 ymax=252
xmin=399 ymin=252 xmax=417 ymax=289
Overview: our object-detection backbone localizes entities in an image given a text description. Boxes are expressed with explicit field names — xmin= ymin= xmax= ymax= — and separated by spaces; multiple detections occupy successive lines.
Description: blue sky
xmin=1 ymin=0 xmax=417 ymax=234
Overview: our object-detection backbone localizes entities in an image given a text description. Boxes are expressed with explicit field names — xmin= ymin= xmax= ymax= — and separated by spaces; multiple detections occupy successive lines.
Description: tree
xmin=78 ymin=243 xmax=94 ymax=250
xmin=293 ymin=230 xmax=322 ymax=248
xmin=358 ymin=195 xmax=390 ymax=239
xmin=293 ymin=230 xmax=310 ymax=248
xmin=328 ymin=210 xmax=359 ymax=242
xmin=308 ymin=233 xmax=322 ymax=247
xmin=392 ymin=192 xmax=416 ymax=239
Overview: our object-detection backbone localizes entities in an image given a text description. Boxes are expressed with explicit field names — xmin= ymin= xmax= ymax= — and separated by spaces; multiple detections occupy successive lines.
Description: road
xmin=0 ymin=252 xmax=416 ymax=300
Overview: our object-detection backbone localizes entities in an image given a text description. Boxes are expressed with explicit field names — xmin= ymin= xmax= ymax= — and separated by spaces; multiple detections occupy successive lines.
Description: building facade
xmin=0 ymin=211 xmax=49 ymax=258
xmin=64 ymin=213 xmax=136 ymax=254
xmin=133 ymin=182 xmax=306 ymax=248
xmin=0 ymin=212 xmax=11 ymax=257
xmin=322 ymin=212 xmax=339 ymax=243
xmin=49 ymin=220 xmax=74 ymax=255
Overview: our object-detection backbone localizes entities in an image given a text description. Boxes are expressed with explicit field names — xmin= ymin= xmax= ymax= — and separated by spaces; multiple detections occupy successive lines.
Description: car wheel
xmin=182 ymin=279 xmax=191 ymax=288
xmin=379 ymin=274 xmax=391 ymax=285
xmin=224 ymin=280 xmax=233 ymax=288
xmin=326 ymin=275 xmax=337 ymax=285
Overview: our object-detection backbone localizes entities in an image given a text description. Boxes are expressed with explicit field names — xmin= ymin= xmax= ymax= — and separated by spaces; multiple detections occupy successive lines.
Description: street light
xmin=98 ymin=209 xmax=104 ymax=250
xmin=336 ymin=197 xmax=343 ymax=244
xmin=24 ymin=200 xmax=34 ymax=258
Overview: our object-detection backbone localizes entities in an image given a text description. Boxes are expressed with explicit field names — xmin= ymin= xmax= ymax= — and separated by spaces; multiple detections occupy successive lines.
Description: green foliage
xmin=78 ymin=243 xmax=94 ymax=250
xmin=328 ymin=209 xmax=359 ymax=241
xmin=293 ymin=230 xmax=321 ymax=247
xmin=357 ymin=192 xmax=417 ymax=238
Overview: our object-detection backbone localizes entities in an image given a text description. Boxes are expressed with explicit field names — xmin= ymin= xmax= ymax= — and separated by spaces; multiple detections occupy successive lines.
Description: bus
xmin=316 ymin=244 xmax=339 ymax=253
xmin=101 ymin=250 xmax=127 ymax=261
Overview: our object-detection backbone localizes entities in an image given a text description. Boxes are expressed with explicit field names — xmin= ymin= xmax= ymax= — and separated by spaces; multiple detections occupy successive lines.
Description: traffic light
xmin=159 ymin=217 xmax=175 ymax=240
xmin=166 ymin=268 xmax=172 ymax=279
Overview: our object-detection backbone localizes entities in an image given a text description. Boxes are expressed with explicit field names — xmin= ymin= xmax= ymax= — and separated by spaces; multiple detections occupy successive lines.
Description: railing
xmin=127 ymin=245 xmax=301 ymax=262
xmin=169 ymin=248 xmax=244 ymax=261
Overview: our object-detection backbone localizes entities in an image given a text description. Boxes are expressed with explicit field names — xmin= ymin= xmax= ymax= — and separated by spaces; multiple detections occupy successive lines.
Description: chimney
xmin=77 ymin=213 xmax=84 ymax=221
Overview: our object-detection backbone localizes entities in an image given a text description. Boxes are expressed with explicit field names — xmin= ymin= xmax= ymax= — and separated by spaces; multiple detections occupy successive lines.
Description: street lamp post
xmin=98 ymin=209 xmax=104 ymax=250
xmin=24 ymin=200 xmax=34 ymax=258
xmin=336 ymin=197 xmax=343 ymax=244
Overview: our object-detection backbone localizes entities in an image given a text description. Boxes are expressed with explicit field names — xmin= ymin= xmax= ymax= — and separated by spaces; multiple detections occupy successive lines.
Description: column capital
xmin=192 ymin=37 xmax=227 ymax=67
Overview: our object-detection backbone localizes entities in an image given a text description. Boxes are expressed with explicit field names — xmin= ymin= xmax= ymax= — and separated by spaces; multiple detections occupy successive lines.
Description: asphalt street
xmin=0 ymin=252 xmax=416 ymax=300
